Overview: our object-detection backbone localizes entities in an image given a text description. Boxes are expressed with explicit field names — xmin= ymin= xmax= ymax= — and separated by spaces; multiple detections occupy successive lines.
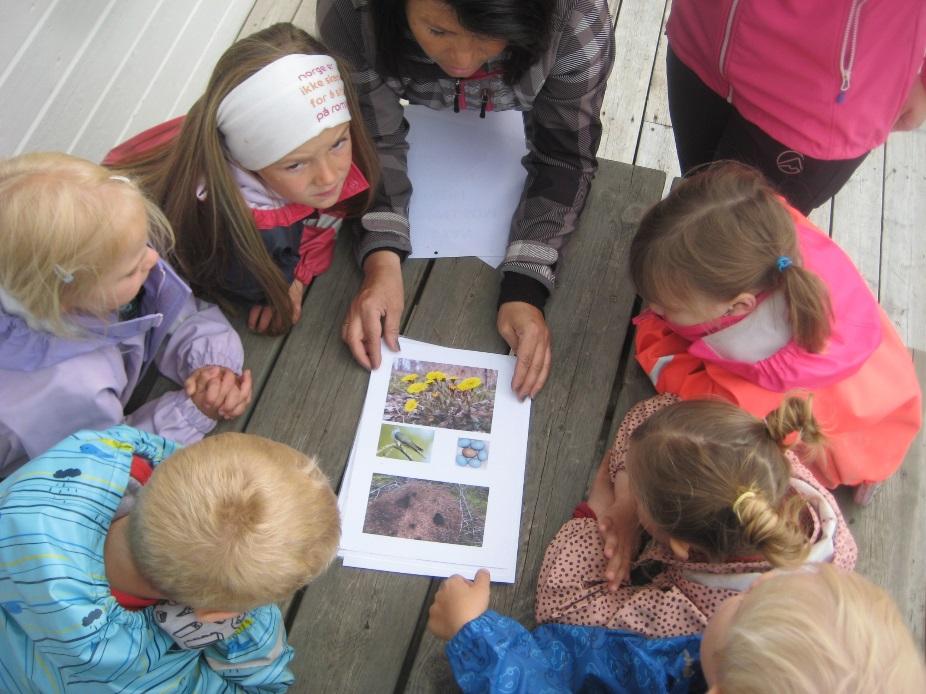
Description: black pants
xmin=666 ymin=47 xmax=868 ymax=215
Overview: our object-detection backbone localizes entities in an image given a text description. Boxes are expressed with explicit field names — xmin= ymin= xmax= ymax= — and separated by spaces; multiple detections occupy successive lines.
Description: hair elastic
xmin=108 ymin=175 xmax=132 ymax=184
xmin=776 ymin=255 xmax=793 ymax=272
xmin=732 ymin=490 xmax=757 ymax=517
xmin=54 ymin=265 xmax=75 ymax=284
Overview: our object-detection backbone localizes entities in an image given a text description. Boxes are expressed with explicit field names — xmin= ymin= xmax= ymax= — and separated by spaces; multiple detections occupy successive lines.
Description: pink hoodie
xmin=667 ymin=0 xmax=926 ymax=159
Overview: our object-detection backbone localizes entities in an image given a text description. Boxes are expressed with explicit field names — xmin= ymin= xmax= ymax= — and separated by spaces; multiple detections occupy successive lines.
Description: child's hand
xmin=597 ymin=503 xmax=642 ymax=591
xmin=427 ymin=569 xmax=491 ymax=641
xmin=247 ymin=279 xmax=305 ymax=334
xmin=185 ymin=366 xmax=252 ymax=420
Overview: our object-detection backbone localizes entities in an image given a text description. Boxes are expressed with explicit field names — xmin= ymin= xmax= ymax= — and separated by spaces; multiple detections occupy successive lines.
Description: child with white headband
xmin=108 ymin=23 xmax=379 ymax=335
xmin=630 ymin=162 xmax=921 ymax=501
xmin=0 ymin=153 xmax=249 ymax=476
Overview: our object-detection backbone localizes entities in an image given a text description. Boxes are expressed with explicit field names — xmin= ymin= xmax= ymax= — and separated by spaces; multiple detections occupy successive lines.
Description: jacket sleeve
xmin=318 ymin=0 xmax=413 ymax=265
xmin=124 ymin=390 xmax=216 ymax=446
xmin=501 ymin=0 xmax=615 ymax=299
xmin=445 ymin=611 xmax=572 ymax=693
xmin=201 ymin=605 xmax=296 ymax=693
xmin=446 ymin=611 xmax=703 ymax=694
xmin=155 ymin=295 xmax=244 ymax=383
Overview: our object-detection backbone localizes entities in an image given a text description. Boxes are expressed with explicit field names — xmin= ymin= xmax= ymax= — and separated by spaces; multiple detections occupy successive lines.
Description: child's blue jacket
xmin=0 ymin=425 xmax=294 ymax=693
xmin=446 ymin=611 xmax=703 ymax=694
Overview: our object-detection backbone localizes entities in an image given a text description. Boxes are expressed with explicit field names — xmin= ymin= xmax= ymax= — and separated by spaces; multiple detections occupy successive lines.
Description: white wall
xmin=0 ymin=0 xmax=255 ymax=161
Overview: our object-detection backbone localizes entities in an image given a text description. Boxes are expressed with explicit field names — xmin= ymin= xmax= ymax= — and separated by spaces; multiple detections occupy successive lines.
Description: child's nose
xmin=313 ymin=159 xmax=338 ymax=188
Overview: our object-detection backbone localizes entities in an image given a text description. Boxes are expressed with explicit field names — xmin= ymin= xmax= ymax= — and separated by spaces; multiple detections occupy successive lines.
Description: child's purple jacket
xmin=0 ymin=259 xmax=243 ymax=475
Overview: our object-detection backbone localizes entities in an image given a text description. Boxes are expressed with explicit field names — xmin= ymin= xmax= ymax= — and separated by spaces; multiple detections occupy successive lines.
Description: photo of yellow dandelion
xmin=384 ymin=359 xmax=498 ymax=432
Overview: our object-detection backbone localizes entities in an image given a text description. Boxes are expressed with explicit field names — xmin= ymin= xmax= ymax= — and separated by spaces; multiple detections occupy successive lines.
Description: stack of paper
xmin=406 ymin=105 xmax=529 ymax=268
xmin=337 ymin=338 xmax=531 ymax=582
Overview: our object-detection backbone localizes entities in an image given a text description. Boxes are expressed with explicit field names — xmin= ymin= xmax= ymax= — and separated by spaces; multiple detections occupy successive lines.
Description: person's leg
xmin=714 ymin=112 xmax=869 ymax=215
xmin=666 ymin=45 xmax=736 ymax=176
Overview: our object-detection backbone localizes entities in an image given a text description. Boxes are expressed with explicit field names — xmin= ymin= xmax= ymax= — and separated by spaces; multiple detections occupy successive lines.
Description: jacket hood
xmin=687 ymin=208 xmax=882 ymax=391
xmin=0 ymin=261 xmax=176 ymax=372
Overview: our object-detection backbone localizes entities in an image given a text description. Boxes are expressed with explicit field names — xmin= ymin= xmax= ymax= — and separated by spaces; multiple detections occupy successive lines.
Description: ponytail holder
xmin=732 ymin=490 xmax=757 ymax=518
xmin=781 ymin=429 xmax=801 ymax=447
xmin=776 ymin=256 xmax=793 ymax=272
xmin=109 ymin=175 xmax=132 ymax=185
xmin=54 ymin=265 xmax=75 ymax=284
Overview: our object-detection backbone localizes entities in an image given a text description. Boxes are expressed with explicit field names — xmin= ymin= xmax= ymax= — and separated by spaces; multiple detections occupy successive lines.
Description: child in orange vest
xmin=630 ymin=163 xmax=920 ymax=499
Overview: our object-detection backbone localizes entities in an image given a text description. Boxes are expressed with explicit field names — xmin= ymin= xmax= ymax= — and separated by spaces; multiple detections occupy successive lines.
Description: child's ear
xmin=668 ymin=537 xmax=691 ymax=560
xmin=728 ymin=292 xmax=757 ymax=316
xmin=194 ymin=609 xmax=241 ymax=623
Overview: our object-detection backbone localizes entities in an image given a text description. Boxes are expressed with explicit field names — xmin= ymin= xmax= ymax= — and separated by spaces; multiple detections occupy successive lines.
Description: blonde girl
xmin=107 ymin=23 xmax=379 ymax=334
xmin=702 ymin=565 xmax=926 ymax=693
xmin=630 ymin=162 xmax=920 ymax=497
xmin=0 ymin=153 xmax=249 ymax=475
xmin=534 ymin=394 xmax=856 ymax=638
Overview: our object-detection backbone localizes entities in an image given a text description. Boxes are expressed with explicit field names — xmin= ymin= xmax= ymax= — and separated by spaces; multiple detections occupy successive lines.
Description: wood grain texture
xmin=830 ymin=147 xmax=884 ymax=296
xmin=401 ymin=161 xmax=667 ymax=692
xmin=598 ymin=0 xmax=669 ymax=163
xmin=881 ymin=130 xmax=926 ymax=351
xmin=237 ymin=0 xmax=302 ymax=38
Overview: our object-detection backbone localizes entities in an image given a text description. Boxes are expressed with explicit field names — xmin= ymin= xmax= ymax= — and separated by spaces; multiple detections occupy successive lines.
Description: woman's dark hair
xmin=371 ymin=0 xmax=556 ymax=84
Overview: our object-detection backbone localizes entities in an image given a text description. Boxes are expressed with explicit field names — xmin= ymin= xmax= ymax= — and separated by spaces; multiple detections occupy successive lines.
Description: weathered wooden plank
xmin=401 ymin=161 xmax=667 ymax=692
xmin=839 ymin=349 xmax=926 ymax=652
xmin=279 ymin=252 xmax=498 ymax=692
xmin=236 ymin=0 xmax=302 ymax=38
xmin=635 ymin=1 xmax=677 ymax=199
xmin=0 ymin=0 xmax=56 ymax=75
xmin=17 ymin=2 xmax=161 ymax=155
xmin=881 ymin=130 xmax=926 ymax=351
xmin=292 ymin=1 xmax=320 ymax=37
xmin=830 ymin=147 xmax=884 ymax=297
xmin=598 ymin=0 xmax=669 ymax=163
xmin=0 ymin=0 xmax=113 ymax=154
xmin=64 ymin=0 xmax=252 ymax=161
xmin=807 ymin=198 xmax=832 ymax=235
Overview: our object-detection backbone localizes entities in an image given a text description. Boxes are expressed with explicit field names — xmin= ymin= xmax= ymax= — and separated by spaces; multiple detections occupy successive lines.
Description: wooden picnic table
xmin=136 ymin=157 xmax=924 ymax=692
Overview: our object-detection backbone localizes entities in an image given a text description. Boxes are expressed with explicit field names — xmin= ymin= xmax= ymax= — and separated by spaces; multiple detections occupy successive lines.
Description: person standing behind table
xmin=318 ymin=0 xmax=615 ymax=399
xmin=665 ymin=0 xmax=926 ymax=214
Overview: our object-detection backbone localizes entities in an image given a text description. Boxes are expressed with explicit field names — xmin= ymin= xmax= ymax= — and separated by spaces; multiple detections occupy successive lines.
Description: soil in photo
xmin=363 ymin=474 xmax=489 ymax=546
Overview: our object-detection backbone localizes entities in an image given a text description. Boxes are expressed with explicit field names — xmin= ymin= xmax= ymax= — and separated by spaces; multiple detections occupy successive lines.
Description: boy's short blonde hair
xmin=0 ymin=152 xmax=173 ymax=333
xmin=717 ymin=565 xmax=926 ymax=693
xmin=128 ymin=433 xmax=341 ymax=613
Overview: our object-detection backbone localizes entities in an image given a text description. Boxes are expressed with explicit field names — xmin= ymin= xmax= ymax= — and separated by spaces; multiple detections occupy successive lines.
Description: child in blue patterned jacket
xmin=0 ymin=426 xmax=340 ymax=693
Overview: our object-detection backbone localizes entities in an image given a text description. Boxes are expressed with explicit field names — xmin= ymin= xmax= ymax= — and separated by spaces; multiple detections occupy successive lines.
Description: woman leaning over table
xmin=319 ymin=0 xmax=614 ymax=399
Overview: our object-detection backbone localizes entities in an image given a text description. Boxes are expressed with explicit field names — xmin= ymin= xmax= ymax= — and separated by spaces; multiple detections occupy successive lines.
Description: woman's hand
xmin=497 ymin=301 xmax=552 ymax=400
xmin=427 ymin=569 xmax=491 ymax=641
xmin=342 ymin=250 xmax=404 ymax=369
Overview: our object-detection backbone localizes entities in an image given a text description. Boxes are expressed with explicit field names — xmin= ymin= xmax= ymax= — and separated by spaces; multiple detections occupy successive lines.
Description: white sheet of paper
xmin=337 ymin=337 xmax=530 ymax=583
xmin=405 ymin=105 xmax=528 ymax=267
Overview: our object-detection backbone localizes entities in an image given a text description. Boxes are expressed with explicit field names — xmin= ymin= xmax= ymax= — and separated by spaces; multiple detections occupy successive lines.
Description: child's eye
xmin=428 ymin=26 xmax=446 ymax=37
xmin=285 ymin=161 xmax=304 ymax=172
xmin=331 ymin=137 xmax=348 ymax=151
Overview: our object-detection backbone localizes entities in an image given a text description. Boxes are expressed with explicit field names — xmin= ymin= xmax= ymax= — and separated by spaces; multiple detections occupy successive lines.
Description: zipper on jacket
xmin=479 ymin=89 xmax=489 ymax=118
xmin=453 ymin=79 xmax=461 ymax=112
xmin=717 ymin=0 xmax=741 ymax=80
xmin=837 ymin=0 xmax=868 ymax=103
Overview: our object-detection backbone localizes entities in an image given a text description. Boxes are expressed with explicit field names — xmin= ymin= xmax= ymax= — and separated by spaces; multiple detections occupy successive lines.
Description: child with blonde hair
xmin=107 ymin=23 xmax=379 ymax=335
xmin=0 ymin=425 xmax=341 ymax=692
xmin=426 ymin=566 xmax=924 ymax=693
xmin=702 ymin=564 xmax=926 ymax=693
xmin=630 ymin=162 xmax=920 ymax=498
xmin=0 ymin=153 xmax=249 ymax=476
xmin=534 ymin=394 xmax=856 ymax=637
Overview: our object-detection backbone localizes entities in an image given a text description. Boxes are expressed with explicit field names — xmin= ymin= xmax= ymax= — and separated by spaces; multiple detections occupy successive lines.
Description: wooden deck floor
xmin=2 ymin=1 xmax=924 ymax=691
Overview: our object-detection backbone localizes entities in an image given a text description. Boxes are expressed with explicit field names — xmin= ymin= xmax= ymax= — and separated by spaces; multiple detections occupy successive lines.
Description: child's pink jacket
xmin=535 ymin=396 xmax=857 ymax=638
xmin=634 ymin=206 xmax=921 ymax=487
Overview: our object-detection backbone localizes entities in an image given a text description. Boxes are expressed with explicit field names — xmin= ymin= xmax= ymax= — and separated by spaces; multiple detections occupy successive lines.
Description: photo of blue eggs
xmin=456 ymin=438 xmax=489 ymax=469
